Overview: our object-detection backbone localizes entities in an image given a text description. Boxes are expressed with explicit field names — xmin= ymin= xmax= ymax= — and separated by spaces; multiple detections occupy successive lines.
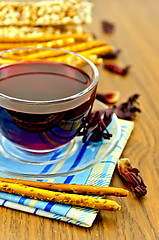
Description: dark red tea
xmin=0 ymin=61 xmax=91 ymax=100
xmin=0 ymin=61 xmax=96 ymax=152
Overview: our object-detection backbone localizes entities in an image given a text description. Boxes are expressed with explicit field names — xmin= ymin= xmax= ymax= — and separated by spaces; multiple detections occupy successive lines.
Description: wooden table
xmin=1 ymin=0 xmax=159 ymax=239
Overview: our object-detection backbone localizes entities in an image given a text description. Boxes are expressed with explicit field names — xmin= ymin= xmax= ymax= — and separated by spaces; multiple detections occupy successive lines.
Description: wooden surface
xmin=0 ymin=0 xmax=159 ymax=239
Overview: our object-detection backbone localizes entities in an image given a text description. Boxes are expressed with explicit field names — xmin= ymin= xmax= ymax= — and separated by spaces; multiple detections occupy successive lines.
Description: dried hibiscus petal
xmin=101 ymin=49 xmax=121 ymax=59
xmin=96 ymin=91 xmax=120 ymax=104
xmin=104 ymin=63 xmax=131 ymax=76
xmin=96 ymin=93 xmax=141 ymax=120
xmin=114 ymin=94 xmax=141 ymax=120
xmin=101 ymin=20 xmax=115 ymax=33
xmin=79 ymin=94 xmax=141 ymax=142
xmin=79 ymin=108 xmax=115 ymax=142
xmin=117 ymin=158 xmax=147 ymax=198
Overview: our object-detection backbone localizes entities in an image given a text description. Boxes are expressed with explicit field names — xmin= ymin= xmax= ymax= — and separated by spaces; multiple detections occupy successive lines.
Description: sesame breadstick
xmin=45 ymin=45 xmax=113 ymax=62
xmin=69 ymin=55 xmax=103 ymax=66
xmin=62 ymin=40 xmax=108 ymax=55
xmin=0 ymin=37 xmax=76 ymax=59
xmin=43 ymin=45 xmax=112 ymax=65
xmin=0 ymin=37 xmax=75 ymax=50
xmin=7 ymin=40 xmax=108 ymax=60
xmin=0 ymin=181 xmax=121 ymax=211
xmin=0 ymin=56 xmax=99 ymax=67
xmin=0 ymin=33 xmax=91 ymax=43
xmin=34 ymin=37 xmax=75 ymax=48
xmin=0 ymin=58 xmax=17 ymax=65
xmin=0 ymin=42 xmax=38 ymax=50
xmin=0 ymin=177 xmax=128 ymax=197
xmin=45 ymin=54 xmax=103 ymax=66
xmin=77 ymin=45 xmax=114 ymax=57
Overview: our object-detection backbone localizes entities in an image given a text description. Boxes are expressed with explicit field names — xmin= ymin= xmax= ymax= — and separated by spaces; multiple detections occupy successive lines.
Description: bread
xmin=0 ymin=0 xmax=93 ymax=26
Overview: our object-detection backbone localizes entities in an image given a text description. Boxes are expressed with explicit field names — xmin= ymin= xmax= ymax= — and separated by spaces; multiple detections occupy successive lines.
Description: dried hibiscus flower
xmin=79 ymin=108 xmax=115 ymax=142
xmin=101 ymin=49 xmax=121 ymax=59
xmin=101 ymin=20 xmax=115 ymax=33
xmin=96 ymin=94 xmax=141 ymax=120
xmin=117 ymin=158 xmax=147 ymax=198
xmin=104 ymin=63 xmax=131 ymax=76
xmin=114 ymin=94 xmax=141 ymax=120
xmin=96 ymin=91 xmax=120 ymax=104
xmin=79 ymin=94 xmax=141 ymax=142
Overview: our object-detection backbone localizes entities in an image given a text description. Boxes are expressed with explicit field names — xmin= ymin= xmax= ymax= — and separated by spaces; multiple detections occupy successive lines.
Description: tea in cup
xmin=0 ymin=48 xmax=99 ymax=161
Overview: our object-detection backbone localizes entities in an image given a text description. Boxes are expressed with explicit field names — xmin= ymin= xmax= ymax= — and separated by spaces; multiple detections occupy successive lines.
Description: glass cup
xmin=0 ymin=47 xmax=99 ymax=164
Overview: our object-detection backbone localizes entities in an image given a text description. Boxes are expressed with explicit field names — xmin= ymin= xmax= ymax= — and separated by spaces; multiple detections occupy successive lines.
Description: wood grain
xmin=0 ymin=0 xmax=159 ymax=239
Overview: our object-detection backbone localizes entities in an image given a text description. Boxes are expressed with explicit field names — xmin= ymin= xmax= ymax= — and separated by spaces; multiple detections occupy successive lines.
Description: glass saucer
xmin=0 ymin=100 xmax=121 ymax=179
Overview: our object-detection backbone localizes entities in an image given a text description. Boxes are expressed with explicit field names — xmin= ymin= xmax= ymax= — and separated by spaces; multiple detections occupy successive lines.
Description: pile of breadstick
xmin=0 ymin=0 xmax=113 ymax=66
xmin=0 ymin=177 xmax=128 ymax=211
xmin=0 ymin=33 xmax=113 ymax=66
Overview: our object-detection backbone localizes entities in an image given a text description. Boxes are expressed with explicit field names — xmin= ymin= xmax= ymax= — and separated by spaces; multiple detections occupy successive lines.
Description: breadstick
xmin=68 ymin=55 xmax=103 ymax=67
xmin=0 ymin=33 xmax=91 ymax=43
xmin=45 ymin=45 xmax=113 ymax=63
xmin=37 ymin=54 xmax=96 ymax=66
xmin=77 ymin=45 xmax=114 ymax=57
xmin=0 ymin=37 xmax=75 ymax=50
xmin=7 ymin=40 xmax=108 ymax=60
xmin=0 ymin=181 xmax=121 ymax=211
xmin=35 ymin=37 xmax=75 ymax=48
xmin=0 ymin=42 xmax=37 ymax=50
xmin=26 ymin=54 xmax=102 ymax=66
xmin=0 ymin=177 xmax=128 ymax=197
xmin=1 ymin=37 xmax=76 ymax=59
xmin=0 ymin=55 xmax=100 ymax=67
xmin=91 ymin=57 xmax=103 ymax=65
xmin=0 ymin=35 xmax=56 ymax=43
xmin=0 ymin=58 xmax=17 ymax=65
xmin=43 ymin=44 xmax=112 ymax=65
xmin=62 ymin=40 xmax=108 ymax=54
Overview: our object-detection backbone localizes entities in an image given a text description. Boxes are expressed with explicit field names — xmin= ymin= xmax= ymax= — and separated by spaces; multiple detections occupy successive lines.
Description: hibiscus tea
xmin=0 ymin=61 xmax=96 ymax=152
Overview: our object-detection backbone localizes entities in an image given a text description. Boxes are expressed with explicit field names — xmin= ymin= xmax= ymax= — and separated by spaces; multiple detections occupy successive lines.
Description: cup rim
xmin=0 ymin=47 xmax=99 ymax=105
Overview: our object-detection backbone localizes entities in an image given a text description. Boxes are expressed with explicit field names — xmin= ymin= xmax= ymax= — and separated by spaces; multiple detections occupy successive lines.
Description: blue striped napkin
xmin=0 ymin=119 xmax=134 ymax=227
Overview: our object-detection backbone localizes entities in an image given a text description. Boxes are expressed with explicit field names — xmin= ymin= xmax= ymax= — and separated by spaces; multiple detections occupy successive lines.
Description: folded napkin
xmin=0 ymin=119 xmax=134 ymax=227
